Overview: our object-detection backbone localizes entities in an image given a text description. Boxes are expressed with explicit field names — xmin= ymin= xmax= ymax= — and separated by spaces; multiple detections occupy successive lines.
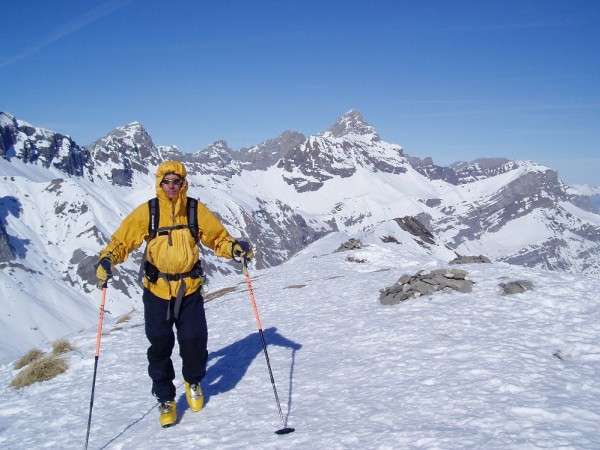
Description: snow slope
xmin=1 ymin=236 xmax=600 ymax=449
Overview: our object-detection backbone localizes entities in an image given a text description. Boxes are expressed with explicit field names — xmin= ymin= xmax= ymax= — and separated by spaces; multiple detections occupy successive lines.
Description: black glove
xmin=95 ymin=258 xmax=113 ymax=288
xmin=232 ymin=241 xmax=254 ymax=261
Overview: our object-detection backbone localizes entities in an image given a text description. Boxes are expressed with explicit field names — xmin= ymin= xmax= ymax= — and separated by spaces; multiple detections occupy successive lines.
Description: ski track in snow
xmin=1 ymin=243 xmax=600 ymax=449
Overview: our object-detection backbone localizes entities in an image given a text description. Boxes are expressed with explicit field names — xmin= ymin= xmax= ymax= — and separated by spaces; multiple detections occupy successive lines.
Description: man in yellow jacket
xmin=96 ymin=160 xmax=253 ymax=427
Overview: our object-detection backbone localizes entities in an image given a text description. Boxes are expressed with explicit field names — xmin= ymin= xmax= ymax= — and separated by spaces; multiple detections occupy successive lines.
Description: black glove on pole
xmin=242 ymin=258 xmax=295 ymax=435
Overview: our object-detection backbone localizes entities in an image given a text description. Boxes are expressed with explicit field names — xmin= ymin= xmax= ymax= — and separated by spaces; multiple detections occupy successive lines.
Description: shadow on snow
xmin=0 ymin=196 xmax=30 ymax=259
xmin=100 ymin=327 xmax=301 ymax=448
xmin=204 ymin=326 xmax=302 ymax=398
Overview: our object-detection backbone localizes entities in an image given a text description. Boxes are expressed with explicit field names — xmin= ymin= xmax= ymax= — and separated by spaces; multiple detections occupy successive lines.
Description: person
xmin=95 ymin=160 xmax=253 ymax=428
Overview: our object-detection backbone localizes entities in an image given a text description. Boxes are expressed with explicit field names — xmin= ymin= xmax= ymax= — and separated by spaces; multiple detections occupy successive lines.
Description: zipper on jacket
xmin=168 ymin=202 xmax=175 ymax=246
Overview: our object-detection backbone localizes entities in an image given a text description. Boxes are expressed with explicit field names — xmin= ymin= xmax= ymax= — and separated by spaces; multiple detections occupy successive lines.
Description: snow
xmin=476 ymin=210 xmax=553 ymax=256
xmin=1 ymin=237 xmax=600 ymax=449
xmin=571 ymin=184 xmax=600 ymax=196
xmin=559 ymin=200 xmax=600 ymax=223
xmin=0 ymin=156 xmax=69 ymax=182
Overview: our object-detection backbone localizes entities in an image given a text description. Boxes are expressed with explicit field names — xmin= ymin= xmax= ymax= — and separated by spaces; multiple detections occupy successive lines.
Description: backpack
xmin=141 ymin=197 xmax=208 ymax=296
xmin=148 ymin=196 xmax=199 ymax=243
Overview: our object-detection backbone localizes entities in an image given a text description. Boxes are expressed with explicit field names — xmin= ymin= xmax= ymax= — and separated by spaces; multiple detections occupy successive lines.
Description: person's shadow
xmin=176 ymin=327 xmax=301 ymax=421
xmin=0 ymin=196 xmax=29 ymax=259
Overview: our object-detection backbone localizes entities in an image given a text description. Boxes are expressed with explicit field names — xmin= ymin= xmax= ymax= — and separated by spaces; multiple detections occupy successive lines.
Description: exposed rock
xmin=442 ymin=168 xmax=569 ymax=250
xmin=87 ymin=121 xmax=161 ymax=186
xmin=0 ymin=195 xmax=24 ymax=261
xmin=335 ymin=238 xmax=364 ymax=252
xmin=241 ymin=197 xmax=331 ymax=270
xmin=239 ymin=131 xmax=306 ymax=171
xmin=449 ymin=255 xmax=492 ymax=265
xmin=499 ymin=280 xmax=534 ymax=295
xmin=379 ymin=268 xmax=474 ymax=305
xmin=322 ymin=110 xmax=379 ymax=139
xmin=381 ymin=235 xmax=400 ymax=244
xmin=394 ymin=216 xmax=435 ymax=245
xmin=72 ymin=250 xmax=98 ymax=290
xmin=277 ymin=110 xmax=405 ymax=192
xmin=451 ymin=158 xmax=517 ymax=184
xmin=0 ymin=112 xmax=93 ymax=177
xmin=406 ymin=156 xmax=459 ymax=184
xmin=346 ymin=256 xmax=367 ymax=263
xmin=190 ymin=140 xmax=239 ymax=177
xmin=0 ymin=222 xmax=14 ymax=262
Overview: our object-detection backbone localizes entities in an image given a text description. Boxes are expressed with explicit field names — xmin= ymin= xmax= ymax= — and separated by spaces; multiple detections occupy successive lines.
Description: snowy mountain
xmin=0 ymin=112 xmax=93 ymax=179
xmin=1 ymin=109 xmax=600 ymax=365
xmin=87 ymin=121 xmax=162 ymax=186
xmin=573 ymin=184 xmax=600 ymax=209
xmin=1 ymin=237 xmax=600 ymax=448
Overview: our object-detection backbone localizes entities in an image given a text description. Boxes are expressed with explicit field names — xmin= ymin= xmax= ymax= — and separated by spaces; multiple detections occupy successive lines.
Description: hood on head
xmin=155 ymin=160 xmax=188 ymax=199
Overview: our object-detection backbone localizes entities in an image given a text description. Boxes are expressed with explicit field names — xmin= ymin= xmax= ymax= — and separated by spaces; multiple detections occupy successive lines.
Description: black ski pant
xmin=143 ymin=287 xmax=208 ymax=403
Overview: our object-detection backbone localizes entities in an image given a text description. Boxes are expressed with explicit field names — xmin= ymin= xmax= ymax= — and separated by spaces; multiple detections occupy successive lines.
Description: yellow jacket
xmin=99 ymin=161 xmax=236 ymax=300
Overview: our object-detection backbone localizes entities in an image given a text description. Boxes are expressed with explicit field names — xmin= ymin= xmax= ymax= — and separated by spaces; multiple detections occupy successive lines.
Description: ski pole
xmin=85 ymin=285 xmax=108 ymax=449
xmin=242 ymin=258 xmax=295 ymax=435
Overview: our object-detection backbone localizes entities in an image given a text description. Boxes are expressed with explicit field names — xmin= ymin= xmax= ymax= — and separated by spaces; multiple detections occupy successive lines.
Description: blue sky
xmin=1 ymin=0 xmax=599 ymax=185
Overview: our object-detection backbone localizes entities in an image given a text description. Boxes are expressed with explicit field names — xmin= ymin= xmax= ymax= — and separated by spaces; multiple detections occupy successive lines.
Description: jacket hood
xmin=155 ymin=160 xmax=189 ymax=201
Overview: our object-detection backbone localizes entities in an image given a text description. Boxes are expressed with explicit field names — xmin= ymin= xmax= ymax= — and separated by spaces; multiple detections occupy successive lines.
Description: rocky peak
xmin=87 ymin=122 xmax=161 ymax=186
xmin=451 ymin=158 xmax=519 ymax=183
xmin=0 ymin=112 xmax=16 ymax=127
xmin=238 ymin=130 xmax=306 ymax=170
xmin=190 ymin=140 xmax=239 ymax=177
xmin=204 ymin=139 xmax=232 ymax=155
xmin=406 ymin=155 xmax=459 ymax=184
xmin=0 ymin=113 xmax=18 ymax=159
xmin=274 ymin=110 xmax=405 ymax=192
xmin=90 ymin=122 xmax=155 ymax=152
xmin=411 ymin=157 xmax=526 ymax=186
xmin=157 ymin=145 xmax=183 ymax=160
xmin=0 ymin=112 xmax=92 ymax=177
xmin=321 ymin=110 xmax=380 ymax=140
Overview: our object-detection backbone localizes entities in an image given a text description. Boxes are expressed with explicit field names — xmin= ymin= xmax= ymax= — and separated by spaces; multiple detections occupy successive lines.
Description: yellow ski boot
xmin=185 ymin=382 xmax=204 ymax=412
xmin=159 ymin=400 xmax=177 ymax=428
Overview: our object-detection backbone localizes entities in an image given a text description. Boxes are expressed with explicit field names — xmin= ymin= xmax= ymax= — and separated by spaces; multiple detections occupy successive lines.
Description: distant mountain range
xmin=1 ymin=109 xmax=599 ymax=361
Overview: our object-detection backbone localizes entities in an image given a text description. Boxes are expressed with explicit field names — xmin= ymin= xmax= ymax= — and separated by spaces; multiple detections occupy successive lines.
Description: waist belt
xmin=144 ymin=261 xmax=204 ymax=320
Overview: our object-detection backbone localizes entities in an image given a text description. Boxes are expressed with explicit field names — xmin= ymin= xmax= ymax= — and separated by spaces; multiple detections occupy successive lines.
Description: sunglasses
xmin=160 ymin=178 xmax=184 ymax=186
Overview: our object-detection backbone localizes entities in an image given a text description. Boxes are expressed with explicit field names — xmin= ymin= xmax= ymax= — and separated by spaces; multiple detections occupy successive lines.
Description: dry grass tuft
xmin=116 ymin=312 xmax=132 ymax=324
xmin=13 ymin=348 xmax=45 ymax=370
xmin=204 ymin=286 xmax=238 ymax=302
xmin=51 ymin=339 xmax=74 ymax=355
xmin=10 ymin=355 xmax=68 ymax=388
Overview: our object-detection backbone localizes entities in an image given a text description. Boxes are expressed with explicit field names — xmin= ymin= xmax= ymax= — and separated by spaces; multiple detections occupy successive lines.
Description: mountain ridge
xmin=1 ymin=109 xmax=599 ymax=362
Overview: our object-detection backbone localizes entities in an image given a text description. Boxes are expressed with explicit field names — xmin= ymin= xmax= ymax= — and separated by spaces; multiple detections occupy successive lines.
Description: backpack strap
xmin=185 ymin=197 xmax=208 ymax=294
xmin=141 ymin=197 xmax=208 ymax=298
xmin=187 ymin=197 xmax=199 ymax=243
xmin=147 ymin=197 xmax=199 ymax=243
xmin=148 ymin=197 xmax=159 ymax=240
